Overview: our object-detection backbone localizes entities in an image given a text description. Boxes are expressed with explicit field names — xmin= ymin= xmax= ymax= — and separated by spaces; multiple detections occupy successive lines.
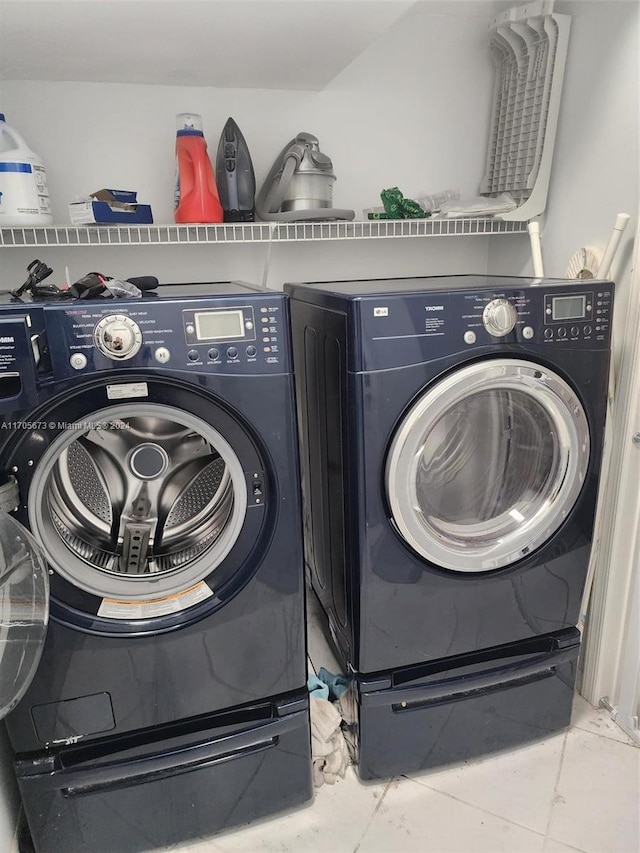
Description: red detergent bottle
xmin=174 ymin=113 xmax=223 ymax=223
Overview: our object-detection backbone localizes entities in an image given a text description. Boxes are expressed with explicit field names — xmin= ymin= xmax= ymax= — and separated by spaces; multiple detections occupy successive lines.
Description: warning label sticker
xmin=98 ymin=581 xmax=213 ymax=619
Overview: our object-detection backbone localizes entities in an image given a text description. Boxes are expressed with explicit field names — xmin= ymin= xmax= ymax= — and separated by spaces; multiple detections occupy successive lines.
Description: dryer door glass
xmin=0 ymin=512 xmax=48 ymax=719
xmin=27 ymin=404 xmax=248 ymax=601
xmin=386 ymin=359 xmax=590 ymax=572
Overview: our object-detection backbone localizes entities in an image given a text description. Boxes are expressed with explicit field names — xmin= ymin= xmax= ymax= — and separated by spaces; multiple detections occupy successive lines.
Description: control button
xmin=546 ymin=307 xmax=552 ymax=315
xmin=245 ymin=321 xmax=254 ymax=330
xmin=208 ymin=347 xmax=219 ymax=361
xmin=570 ymin=326 xmax=580 ymax=337
xmin=544 ymin=329 xmax=554 ymax=339
xmin=187 ymin=349 xmax=199 ymax=361
xmin=246 ymin=345 xmax=257 ymax=357
xmin=186 ymin=323 xmax=195 ymax=334
xmin=482 ymin=298 xmax=517 ymax=337
xmin=154 ymin=347 xmax=170 ymax=363
xmin=584 ymin=325 xmax=592 ymax=335
xmin=70 ymin=352 xmax=87 ymax=370
xmin=463 ymin=330 xmax=476 ymax=345
xmin=557 ymin=327 xmax=567 ymax=338
xmin=227 ymin=346 xmax=238 ymax=359
xmin=522 ymin=326 xmax=534 ymax=340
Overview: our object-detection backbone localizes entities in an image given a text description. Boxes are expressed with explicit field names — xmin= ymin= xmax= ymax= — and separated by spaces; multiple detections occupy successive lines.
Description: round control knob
xmin=482 ymin=299 xmax=517 ymax=337
xmin=227 ymin=346 xmax=238 ymax=359
xmin=94 ymin=315 xmax=143 ymax=360
xmin=570 ymin=326 xmax=580 ymax=337
xmin=544 ymin=328 xmax=554 ymax=339
xmin=208 ymin=348 xmax=220 ymax=361
xmin=70 ymin=352 xmax=88 ymax=370
xmin=584 ymin=325 xmax=592 ymax=336
xmin=558 ymin=327 xmax=567 ymax=338
xmin=246 ymin=345 xmax=257 ymax=357
xmin=463 ymin=330 xmax=476 ymax=345
xmin=522 ymin=326 xmax=534 ymax=340
xmin=187 ymin=350 xmax=199 ymax=361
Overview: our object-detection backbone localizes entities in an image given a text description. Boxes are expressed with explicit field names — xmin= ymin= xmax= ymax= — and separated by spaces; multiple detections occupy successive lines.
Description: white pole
xmin=596 ymin=213 xmax=631 ymax=279
xmin=527 ymin=221 xmax=544 ymax=278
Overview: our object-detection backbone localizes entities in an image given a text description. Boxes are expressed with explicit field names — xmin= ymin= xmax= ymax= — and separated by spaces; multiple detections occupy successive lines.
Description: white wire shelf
xmin=0 ymin=218 xmax=527 ymax=248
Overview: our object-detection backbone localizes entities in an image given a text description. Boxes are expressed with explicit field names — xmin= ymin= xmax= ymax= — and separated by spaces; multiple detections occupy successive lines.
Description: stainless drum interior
xmin=28 ymin=404 xmax=248 ymax=600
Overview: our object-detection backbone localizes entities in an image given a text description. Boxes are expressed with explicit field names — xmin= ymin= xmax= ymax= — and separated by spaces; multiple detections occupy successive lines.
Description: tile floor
xmin=167 ymin=598 xmax=639 ymax=853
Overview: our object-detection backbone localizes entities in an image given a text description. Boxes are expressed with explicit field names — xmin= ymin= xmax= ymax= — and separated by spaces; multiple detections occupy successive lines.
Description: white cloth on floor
xmin=310 ymin=696 xmax=349 ymax=787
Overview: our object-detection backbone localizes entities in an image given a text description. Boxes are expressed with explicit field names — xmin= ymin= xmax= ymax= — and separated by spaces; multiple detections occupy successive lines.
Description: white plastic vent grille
xmin=480 ymin=1 xmax=571 ymax=221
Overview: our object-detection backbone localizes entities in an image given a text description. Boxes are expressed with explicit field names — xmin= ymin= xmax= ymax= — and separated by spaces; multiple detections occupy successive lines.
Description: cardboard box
xmin=69 ymin=189 xmax=153 ymax=225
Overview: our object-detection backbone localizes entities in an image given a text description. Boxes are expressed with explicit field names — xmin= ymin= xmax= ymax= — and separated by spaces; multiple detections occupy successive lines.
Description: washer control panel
xmin=47 ymin=293 xmax=288 ymax=377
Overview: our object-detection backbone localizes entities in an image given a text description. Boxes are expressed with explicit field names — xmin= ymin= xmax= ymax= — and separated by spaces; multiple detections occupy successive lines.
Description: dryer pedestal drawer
xmin=354 ymin=635 xmax=580 ymax=781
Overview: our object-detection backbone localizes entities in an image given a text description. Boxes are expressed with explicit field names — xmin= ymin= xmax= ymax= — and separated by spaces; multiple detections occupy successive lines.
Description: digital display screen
xmin=195 ymin=310 xmax=244 ymax=341
xmin=552 ymin=295 xmax=586 ymax=321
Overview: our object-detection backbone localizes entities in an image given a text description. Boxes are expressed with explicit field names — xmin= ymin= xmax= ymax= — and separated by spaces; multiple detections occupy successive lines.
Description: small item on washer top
xmin=69 ymin=272 xmax=159 ymax=299
xmin=68 ymin=272 xmax=109 ymax=299
xmin=104 ymin=279 xmax=142 ymax=298
xmin=10 ymin=258 xmax=55 ymax=298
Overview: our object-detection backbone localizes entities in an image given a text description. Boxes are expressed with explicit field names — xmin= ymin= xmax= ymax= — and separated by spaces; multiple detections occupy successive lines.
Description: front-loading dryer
xmin=286 ymin=274 xmax=613 ymax=780
xmin=0 ymin=282 xmax=311 ymax=852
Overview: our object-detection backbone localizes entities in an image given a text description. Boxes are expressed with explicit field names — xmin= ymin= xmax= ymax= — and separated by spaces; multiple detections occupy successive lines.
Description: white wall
xmin=0 ymin=2 xmax=503 ymax=289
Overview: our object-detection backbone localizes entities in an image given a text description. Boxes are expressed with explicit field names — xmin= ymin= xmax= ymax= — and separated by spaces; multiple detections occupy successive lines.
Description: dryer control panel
xmin=358 ymin=281 xmax=613 ymax=372
xmin=42 ymin=293 xmax=290 ymax=378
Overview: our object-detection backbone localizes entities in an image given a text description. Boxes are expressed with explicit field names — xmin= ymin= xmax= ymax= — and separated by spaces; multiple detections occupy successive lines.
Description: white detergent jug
xmin=0 ymin=114 xmax=53 ymax=226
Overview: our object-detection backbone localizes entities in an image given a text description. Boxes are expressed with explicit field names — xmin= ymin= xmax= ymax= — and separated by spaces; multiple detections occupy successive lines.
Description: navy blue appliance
xmin=0 ymin=282 xmax=311 ymax=852
xmin=285 ymin=274 xmax=613 ymax=780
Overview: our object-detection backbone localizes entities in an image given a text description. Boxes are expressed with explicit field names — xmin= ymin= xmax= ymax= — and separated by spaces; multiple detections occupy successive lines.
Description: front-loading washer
xmin=286 ymin=274 xmax=613 ymax=780
xmin=0 ymin=281 xmax=311 ymax=852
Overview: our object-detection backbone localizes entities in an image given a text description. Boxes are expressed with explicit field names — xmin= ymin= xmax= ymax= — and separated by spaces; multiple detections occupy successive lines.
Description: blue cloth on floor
xmin=307 ymin=674 xmax=330 ymax=700
xmin=318 ymin=666 xmax=350 ymax=699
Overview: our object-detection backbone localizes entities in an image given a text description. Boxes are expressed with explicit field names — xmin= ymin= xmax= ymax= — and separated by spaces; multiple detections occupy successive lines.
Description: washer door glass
xmin=0 ymin=512 xmax=48 ymax=719
xmin=28 ymin=404 xmax=248 ymax=600
xmin=386 ymin=359 xmax=590 ymax=572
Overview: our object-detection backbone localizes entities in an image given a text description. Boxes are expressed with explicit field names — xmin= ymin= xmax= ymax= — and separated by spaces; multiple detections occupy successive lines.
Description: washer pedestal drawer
xmin=15 ymin=691 xmax=313 ymax=853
